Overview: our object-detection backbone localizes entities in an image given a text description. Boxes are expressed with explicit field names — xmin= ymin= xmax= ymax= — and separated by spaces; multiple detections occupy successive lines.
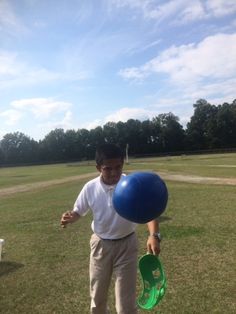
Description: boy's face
xmin=96 ymin=158 xmax=124 ymax=185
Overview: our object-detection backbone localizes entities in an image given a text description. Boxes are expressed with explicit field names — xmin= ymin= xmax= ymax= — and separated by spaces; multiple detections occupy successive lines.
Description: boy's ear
xmin=96 ymin=164 xmax=101 ymax=172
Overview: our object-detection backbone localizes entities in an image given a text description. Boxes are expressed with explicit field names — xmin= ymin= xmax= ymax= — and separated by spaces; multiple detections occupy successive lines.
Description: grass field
xmin=0 ymin=153 xmax=236 ymax=313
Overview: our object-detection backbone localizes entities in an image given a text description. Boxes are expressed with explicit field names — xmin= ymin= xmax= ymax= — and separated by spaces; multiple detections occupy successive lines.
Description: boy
xmin=61 ymin=143 xmax=161 ymax=314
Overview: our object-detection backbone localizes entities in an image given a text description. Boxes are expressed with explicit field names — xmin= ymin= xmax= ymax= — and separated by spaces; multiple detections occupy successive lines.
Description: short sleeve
xmin=73 ymin=184 xmax=90 ymax=216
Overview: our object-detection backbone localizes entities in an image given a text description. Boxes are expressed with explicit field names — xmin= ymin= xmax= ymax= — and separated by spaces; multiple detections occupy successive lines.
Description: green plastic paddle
xmin=137 ymin=254 xmax=167 ymax=310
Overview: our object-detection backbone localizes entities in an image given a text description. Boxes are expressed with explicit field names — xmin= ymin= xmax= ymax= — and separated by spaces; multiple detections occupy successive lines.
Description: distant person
xmin=61 ymin=143 xmax=161 ymax=314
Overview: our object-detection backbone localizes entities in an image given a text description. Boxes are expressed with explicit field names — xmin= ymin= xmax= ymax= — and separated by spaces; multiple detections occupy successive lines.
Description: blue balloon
xmin=113 ymin=172 xmax=168 ymax=224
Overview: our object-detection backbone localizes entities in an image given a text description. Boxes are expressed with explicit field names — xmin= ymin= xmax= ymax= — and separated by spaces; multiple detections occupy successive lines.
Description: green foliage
xmin=187 ymin=99 xmax=236 ymax=149
xmin=0 ymin=132 xmax=39 ymax=164
xmin=0 ymin=99 xmax=236 ymax=165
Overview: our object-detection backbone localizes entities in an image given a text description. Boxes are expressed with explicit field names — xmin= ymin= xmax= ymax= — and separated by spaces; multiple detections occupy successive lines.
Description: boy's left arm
xmin=146 ymin=219 xmax=161 ymax=255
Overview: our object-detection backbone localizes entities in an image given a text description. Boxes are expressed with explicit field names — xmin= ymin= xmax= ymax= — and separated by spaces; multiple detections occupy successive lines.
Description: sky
xmin=0 ymin=0 xmax=236 ymax=141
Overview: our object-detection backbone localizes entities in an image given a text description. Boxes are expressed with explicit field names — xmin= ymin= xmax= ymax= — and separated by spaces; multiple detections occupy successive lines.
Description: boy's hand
xmin=61 ymin=211 xmax=72 ymax=228
xmin=147 ymin=236 xmax=161 ymax=255
xmin=61 ymin=211 xmax=79 ymax=228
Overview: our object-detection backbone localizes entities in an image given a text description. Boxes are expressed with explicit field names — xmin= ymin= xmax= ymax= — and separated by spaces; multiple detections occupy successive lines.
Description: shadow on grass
xmin=159 ymin=215 xmax=172 ymax=223
xmin=0 ymin=261 xmax=24 ymax=277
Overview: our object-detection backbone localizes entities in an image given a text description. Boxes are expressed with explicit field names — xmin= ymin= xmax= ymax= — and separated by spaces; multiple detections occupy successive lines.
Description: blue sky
xmin=0 ymin=0 xmax=236 ymax=141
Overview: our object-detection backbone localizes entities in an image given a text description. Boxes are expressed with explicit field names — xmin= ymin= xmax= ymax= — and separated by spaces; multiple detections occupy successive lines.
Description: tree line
xmin=0 ymin=99 xmax=236 ymax=165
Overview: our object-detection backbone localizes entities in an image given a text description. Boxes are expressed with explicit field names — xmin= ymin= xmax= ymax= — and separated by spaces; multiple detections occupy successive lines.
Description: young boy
xmin=61 ymin=143 xmax=161 ymax=314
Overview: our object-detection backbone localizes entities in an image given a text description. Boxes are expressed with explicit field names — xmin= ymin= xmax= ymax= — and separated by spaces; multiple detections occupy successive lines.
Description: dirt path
xmin=158 ymin=172 xmax=236 ymax=186
xmin=0 ymin=172 xmax=98 ymax=197
xmin=0 ymin=171 xmax=236 ymax=197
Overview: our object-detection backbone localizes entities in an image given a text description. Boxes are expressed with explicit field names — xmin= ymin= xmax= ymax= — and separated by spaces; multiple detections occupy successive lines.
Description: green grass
xmin=1 ymin=152 xmax=236 ymax=189
xmin=0 ymin=162 xmax=96 ymax=189
xmin=0 ymin=154 xmax=236 ymax=313
xmin=127 ymin=153 xmax=236 ymax=178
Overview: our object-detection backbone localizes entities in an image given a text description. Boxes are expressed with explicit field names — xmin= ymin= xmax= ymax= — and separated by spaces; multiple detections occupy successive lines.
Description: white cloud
xmin=81 ymin=107 xmax=158 ymax=130
xmin=119 ymin=33 xmax=236 ymax=87
xmin=0 ymin=51 xmax=61 ymax=89
xmin=157 ymin=33 xmax=236 ymax=82
xmin=82 ymin=107 xmax=159 ymax=130
xmin=0 ymin=49 xmax=88 ymax=90
xmin=119 ymin=33 xmax=236 ymax=126
xmin=110 ymin=0 xmax=187 ymax=22
xmin=83 ymin=119 xmax=103 ymax=130
xmin=180 ymin=1 xmax=206 ymax=22
xmin=38 ymin=110 xmax=74 ymax=131
xmin=0 ymin=98 xmax=75 ymax=139
xmin=119 ymin=67 xmax=148 ymax=81
xmin=11 ymin=98 xmax=72 ymax=119
xmin=84 ymin=102 xmax=195 ymax=132
xmin=144 ymin=0 xmax=190 ymax=21
xmin=0 ymin=51 xmax=24 ymax=76
xmin=0 ymin=109 xmax=22 ymax=126
xmin=105 ymin=107 xmax=155 ymax=123
xmin=183 ymin=78 xmax=236 ymax=102
xmin=109 ymin=0 xmax=236 ymax=23
xmin=0 ymin=0 xmax=29 ymax=36
xmin=206 ymin=0 xmax=236 ymax=17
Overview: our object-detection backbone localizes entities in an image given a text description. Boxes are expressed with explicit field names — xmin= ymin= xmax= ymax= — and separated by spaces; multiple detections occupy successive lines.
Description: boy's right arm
xmin=60 ymin=211 xmax=80 ymax=228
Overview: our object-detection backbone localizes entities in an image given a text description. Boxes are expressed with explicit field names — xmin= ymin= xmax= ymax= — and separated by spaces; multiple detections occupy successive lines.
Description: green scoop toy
xmin=137 ymin=254 xmax=167 ymax=310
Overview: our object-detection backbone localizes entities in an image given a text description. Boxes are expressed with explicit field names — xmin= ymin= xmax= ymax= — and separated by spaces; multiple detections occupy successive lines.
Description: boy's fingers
xmin=60 ymin=211 xmax=74 ymax=228
xmin=64 ymin=211 xmax=73 ymax=217
xmin=62 ymin=212 xmax=71 ymax=219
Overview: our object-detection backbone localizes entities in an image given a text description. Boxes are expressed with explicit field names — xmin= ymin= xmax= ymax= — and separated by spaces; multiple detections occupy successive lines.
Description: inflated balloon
xmin=113 ymin=172 xmax=168 ymax=223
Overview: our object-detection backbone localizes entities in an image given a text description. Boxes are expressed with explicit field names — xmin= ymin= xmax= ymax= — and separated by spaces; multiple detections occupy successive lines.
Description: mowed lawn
xmin=0 ymin=154 xmax=236 ymax=313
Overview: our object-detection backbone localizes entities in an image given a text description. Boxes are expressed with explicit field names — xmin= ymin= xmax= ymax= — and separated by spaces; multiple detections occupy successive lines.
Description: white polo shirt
xmin=73 ymin=174 xmax=136 ymax=239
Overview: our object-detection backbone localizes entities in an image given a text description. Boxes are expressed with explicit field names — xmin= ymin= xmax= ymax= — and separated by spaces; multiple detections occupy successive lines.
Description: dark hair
xmin=95 ymin=143 xmax=124 ymax=165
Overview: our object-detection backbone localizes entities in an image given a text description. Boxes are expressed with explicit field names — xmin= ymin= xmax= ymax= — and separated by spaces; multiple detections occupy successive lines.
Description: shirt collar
xmin=99 ymin=175 xmax=115 ymax=192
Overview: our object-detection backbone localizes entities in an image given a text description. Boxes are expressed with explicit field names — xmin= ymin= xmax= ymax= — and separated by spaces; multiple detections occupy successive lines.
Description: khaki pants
xmin=89 ymin=233 xmax=138 ymax=314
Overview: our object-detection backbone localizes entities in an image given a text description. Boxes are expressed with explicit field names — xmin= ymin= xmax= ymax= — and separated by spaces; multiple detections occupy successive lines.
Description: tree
xmin=215 ymin=100 xmax=236 ymax=148
xmin=89 ymin=126 xmax=104 ymax=146
xmin=125 ymin=119 xmax=142 ymax=154
xmin=0 ymin=146 xmax=5 ymax=164
xmin=103 ymin=122 xmax=118 ymax=144
xmin=77 ymin=128 xmax=93 ymax=160
xmin=64 ymin=129 xmax=79 ymax=160
xmin=152 ymin=113 xmax=185 ymax=152
xmin=140 ymin=120 xmax=155 ymax=154
xmin=116 ymin=121 xmax=129 ymax=149
xmin=186 ymin=99 xmax=217 ymax=150
xmin=186 ymin=99 xmax=236 ymax=150
xmin=88 ymin=127 xmax=104 ymax=159
xmin=150 ymin=117 xmax=162 ymax=152
xmin=40 ymin=128 xmax=67 ymax=161
xmin=0 ymin=132 xmax=39 ymax=164
xmin=1 ymin=98 xmax=235 ymax=165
